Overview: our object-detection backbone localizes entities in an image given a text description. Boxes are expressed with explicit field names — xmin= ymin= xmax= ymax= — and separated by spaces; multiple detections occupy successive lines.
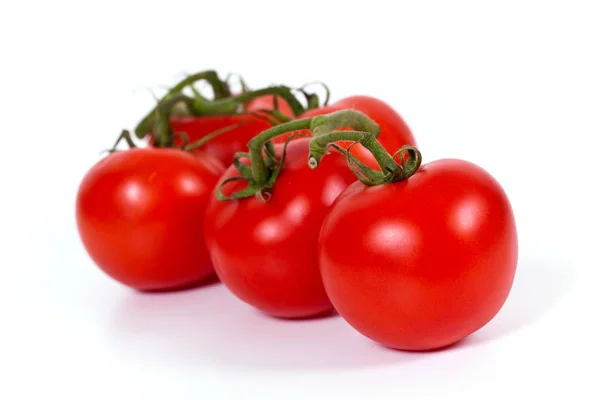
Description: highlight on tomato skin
xmin=203 ymin=138 xmax=357 ymax=319
xmin=76 ymin=148 xmax=224 ymax=292
xmin=317 ymin=158 xmax=518 ymax=351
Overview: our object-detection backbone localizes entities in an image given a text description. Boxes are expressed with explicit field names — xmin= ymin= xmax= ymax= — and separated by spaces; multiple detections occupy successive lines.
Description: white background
xmin=1 ymin=0 xmax=599 ymax=398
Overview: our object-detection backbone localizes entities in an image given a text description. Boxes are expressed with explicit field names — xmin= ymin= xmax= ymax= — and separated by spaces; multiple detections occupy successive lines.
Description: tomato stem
xmin=308 ymin=130 xmax=422 ymax=185
xmin=137 ymin=84 xmax=308 ymax=141
xmin=310 ymin=110 xmax=380 ymax=137
xmin=201 ymin=86 xmax=306 ymax=117
xmin=218 ymin=109 xmax=382 ymax=201
xmin=248 ymin=119 xmax=314 ymax=186
xmin=135 ymin=70 xmax=231 ymax=138
xmin=104 ymin=130 xmax=137 ymax=154
xmin=299 ymin=81 xmax=331 ymax=107
xmin=134 ymin=72 xmax=334 ymax=141
xmin=308 ymin=131 xmax=395 ymax=173
xmin=150 ymin=93 xmax=244 ymax=152
xmin=153 ymin=94 xmax=196 ymax=148
xmin=225 ymin=72 xmax=250 ymax=93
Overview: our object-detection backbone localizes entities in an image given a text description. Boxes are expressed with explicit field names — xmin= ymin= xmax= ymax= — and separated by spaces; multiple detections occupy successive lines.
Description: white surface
xmin=1 ymin=1 xmax=600 ymax=399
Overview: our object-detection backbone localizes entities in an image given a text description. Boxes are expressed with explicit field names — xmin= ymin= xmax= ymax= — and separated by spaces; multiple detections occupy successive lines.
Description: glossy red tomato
xmin=170 ymin=114 xmax=270 ymax=166
xmin=246 ymin=94 xmax=294 ymax=117
xmin=273 ymin=95 xmax=417 ymax=169
xmin=318 ymin=159 xmax=518 ymax=350
xmin=168 ymin=95 xmax=295 ymax=167
xmin=204 ymin=138 xmax=357 ymax=318
xmin=76 ymin=148 xmax=224 ymax=291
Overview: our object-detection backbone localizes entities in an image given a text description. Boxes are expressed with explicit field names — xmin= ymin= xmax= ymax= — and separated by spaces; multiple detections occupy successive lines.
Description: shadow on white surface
xmin=471 ymin=258 xmax=573 ymax=344
xmin=108 ymin=279 xmax=429 ymax=371
xmin=107 ymin=258 xmax=572 ymax=370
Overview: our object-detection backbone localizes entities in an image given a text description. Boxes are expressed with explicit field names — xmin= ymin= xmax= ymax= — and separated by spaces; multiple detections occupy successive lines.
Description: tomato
xmin=318 ymin=159 xmax=518 ymax=350
xmin=76 ymin=148 xmax=224 ymax=291
xmin=245 ymin=94 xmax=294 ymax=117
xmin=204 ymin=138 xmax=357 ymax=318
xmin=167 ymin=95 xmax=295 ymax=167
xmin=273 ymin=95 xmax=416 ymax=169
xmin=170 ymin=114 xmax=271 ymax=167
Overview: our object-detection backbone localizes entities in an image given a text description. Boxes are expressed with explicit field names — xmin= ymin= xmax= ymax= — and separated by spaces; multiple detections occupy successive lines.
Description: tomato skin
xmin=76 ymin=148 xmax=224 ymax=291
xmin=167 ymin=96 xmax=295 ymax=167
xmin=170 ymin=114 xmax=272 ymax=166
xmin=318 ymin=159 xmax=518 ymax=350
xmin=246 ymin=94 xmax=295 ymax=117
xmin=204 ymin=138 xmax=357 ymax=318
xmin=273 ymin=96 xmax=417 ymax=169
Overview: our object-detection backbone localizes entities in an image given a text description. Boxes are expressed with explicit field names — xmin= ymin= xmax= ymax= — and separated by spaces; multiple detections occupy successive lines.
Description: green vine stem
xmin=134 ymin=70 xmax=333 ymax=141
xmin=308 ymin=131 xmax=422 ymax=186
xmin=151 ymin=93 xmax=246 ymax=151
xmin=299 ymin=81 xmax=331 ymax=107
xmin=308 ymin=131 xmax=397 ymax=174
xmin=217 ymin=109 xmax=382 ymax=201
xmin=106 ymin=121 xmax=243 ymax=155
xmin=105 ymin=130 xmax=137 ymax=153
xmin=152 ymin=94 xmax=196 ymax=148
xmin=204 ymin=86 xmax=306 ymax=117
xmin=309 ymin=111 xmax=380 ymax=136
xmin=134 ymin=70 xmax=231 ymax=138
xmin=248 ymin=119 xmax=313 ymax=187
xmin=135 ymin=85 xmax=307 ymax=139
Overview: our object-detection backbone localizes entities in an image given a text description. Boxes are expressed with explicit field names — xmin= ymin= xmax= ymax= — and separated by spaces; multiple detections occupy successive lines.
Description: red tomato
xmin=169 ymin=114 xmax=270 ymax=167
xmin=246 ymin=94 xmax=295 ymax=117
xmin=167 ymin=95 xmax=295 ymax=167
xmin=76 ymin=148 xmax=224 ymax=291
xmin=204 ymin=138 xmax=357 ymax=318
xmin=318 ymin=159 xmax=518 ymax=350
xmin=273 ymin=95 xmax=416 ymax=169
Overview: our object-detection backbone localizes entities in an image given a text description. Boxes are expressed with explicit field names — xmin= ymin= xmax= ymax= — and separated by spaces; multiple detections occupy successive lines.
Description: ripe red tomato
xmin=318 ymin=159 xmax=518 ymax=350
xmin=273 ymin=95 xmax=417 ymax=169
xmin=168 ymin=95 xmax=295 ymax=167
xmin=204 ymin=138 xmax=357 ymax=318
xmin=245 ymin=94 xmax=295 ymax=117
xmin=76 ymin=148 xmax=224 ymax=291
xmin=170 ymin=114 xmax=271 ymax=166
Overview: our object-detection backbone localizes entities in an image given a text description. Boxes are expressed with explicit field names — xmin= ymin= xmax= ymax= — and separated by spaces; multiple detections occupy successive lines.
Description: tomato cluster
xmin=76 ymin=70 xmax=517 ymax=351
